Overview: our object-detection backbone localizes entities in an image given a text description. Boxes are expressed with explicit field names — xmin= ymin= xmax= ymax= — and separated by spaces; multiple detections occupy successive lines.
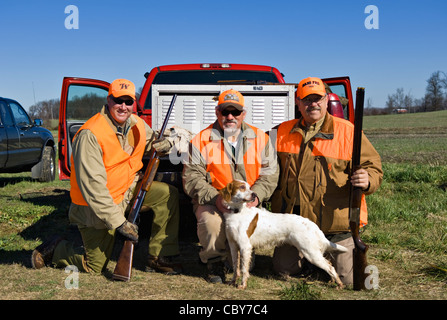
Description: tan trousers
xmin=272 ymin=236 xmax=355 ymax=285
xmin=195 ymin=204 xmax=228 ymax=264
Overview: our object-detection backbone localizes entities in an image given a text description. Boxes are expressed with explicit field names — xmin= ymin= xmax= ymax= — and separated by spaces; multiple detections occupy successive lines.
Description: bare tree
xmin=386 ymin=88 xmax=413 ymax=113
xmin=29 ymin=99 xmax=60 ymax=121
xmin=425 ymin=71 xmax=445 ymax=111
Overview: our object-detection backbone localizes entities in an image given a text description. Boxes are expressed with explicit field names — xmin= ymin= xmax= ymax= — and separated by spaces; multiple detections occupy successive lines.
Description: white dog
xmin=220 ymin=180 xmax=348 ymax=289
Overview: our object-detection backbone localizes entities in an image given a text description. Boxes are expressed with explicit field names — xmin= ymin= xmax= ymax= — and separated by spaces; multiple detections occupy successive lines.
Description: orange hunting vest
xmin=276 ymin=117 xmax=368 ymax=229
xmin=191 ymin=123 xmax=268 ymax=190
xmin=70 ymin=113 xmax=146 ymax=206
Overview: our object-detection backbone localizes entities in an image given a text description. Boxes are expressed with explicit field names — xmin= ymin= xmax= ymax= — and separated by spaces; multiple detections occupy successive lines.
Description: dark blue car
xmin=0 ymin=97 xmax=55 ymax=182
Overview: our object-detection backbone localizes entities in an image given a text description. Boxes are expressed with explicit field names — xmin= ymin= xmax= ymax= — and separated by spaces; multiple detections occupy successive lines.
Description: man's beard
xmin=223 ymin=120 xmax=239 ymax=136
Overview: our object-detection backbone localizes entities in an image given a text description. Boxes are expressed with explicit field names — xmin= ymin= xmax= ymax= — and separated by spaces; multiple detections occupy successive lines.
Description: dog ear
xmin=220 ymin=182 xmax=234 ymax=203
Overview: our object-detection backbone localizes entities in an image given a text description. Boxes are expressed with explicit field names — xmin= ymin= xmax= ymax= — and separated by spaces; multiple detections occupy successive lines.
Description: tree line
xmin=28 ymin=98 xmax=60 ymax=130
xmin=365 ymin=70 xmax=447 ymax=115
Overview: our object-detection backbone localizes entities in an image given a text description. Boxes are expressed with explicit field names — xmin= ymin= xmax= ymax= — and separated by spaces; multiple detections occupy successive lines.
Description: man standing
xmin=32 ymin=79 xmax=182 ymax=275
xmin=272 ymin=77 xmax=383 ymax=286
xmin=183 ymin=89 xmax=278 ymax=283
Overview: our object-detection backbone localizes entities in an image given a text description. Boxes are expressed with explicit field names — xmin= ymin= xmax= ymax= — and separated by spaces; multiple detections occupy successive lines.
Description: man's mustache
xmin=223 ymin=119 xmax=238 ymax=125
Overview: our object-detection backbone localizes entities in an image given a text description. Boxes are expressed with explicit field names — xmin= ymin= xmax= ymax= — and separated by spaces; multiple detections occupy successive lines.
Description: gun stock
xmin=349 ymin=87 xmax=369 ymax=290
xmin=112 ymin=94 xmax=177 ymax=282
xmin=112 ymin=240 xmax=135 ymax=281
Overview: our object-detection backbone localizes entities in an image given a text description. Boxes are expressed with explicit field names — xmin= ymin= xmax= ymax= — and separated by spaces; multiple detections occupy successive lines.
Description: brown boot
xmin=146 ymin=255 xmax=183 ymax=275
xmin=31 ymin=235 xmax=64 ymax=269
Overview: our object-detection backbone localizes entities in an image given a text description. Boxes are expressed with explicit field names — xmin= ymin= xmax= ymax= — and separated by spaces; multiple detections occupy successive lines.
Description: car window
xmin=327 ymin=84 xmax=348 ymax=100
xmin=66 ymin=85 xmax=108 ymax=120
xmin=144 ymin=70 xmax=280 ymax=110
xmin=0 ymin=101 xmax=14 ymax=125
xmin=8 ymin=102 xmax=31 ymax=126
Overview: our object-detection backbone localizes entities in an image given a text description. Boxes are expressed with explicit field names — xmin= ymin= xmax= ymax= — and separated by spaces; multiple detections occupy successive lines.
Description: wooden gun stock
xmin=111 ymin=240 xmax=135 ymax=281
xmin=349 ymin=87 xmax=369 ymax=290
xmin=112 ymin=94 xmax=177 ymax=282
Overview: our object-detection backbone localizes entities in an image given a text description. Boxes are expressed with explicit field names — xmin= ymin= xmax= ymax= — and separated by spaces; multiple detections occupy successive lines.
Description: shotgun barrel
xmin=349 ymin=87 xmax=369 ymax=290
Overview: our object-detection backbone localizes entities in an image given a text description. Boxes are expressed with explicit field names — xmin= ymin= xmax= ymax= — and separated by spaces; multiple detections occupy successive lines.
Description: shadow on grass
xmin=0 ymin=175 xmax=34 ymax=187
xmin=0 ymin=184 xmax=75 ymax=268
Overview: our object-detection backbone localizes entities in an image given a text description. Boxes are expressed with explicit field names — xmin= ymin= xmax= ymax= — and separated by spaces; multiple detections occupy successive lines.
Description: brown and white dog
xmin=220 ymin=180 xmax=348 ymax=289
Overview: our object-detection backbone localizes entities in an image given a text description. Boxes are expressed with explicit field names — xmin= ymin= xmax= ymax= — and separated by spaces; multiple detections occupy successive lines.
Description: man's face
xmin=107 ymin=95 xmax=134 ymax=125
xmin=216 ymin=106 xmax=246 ymax=136
xmin=297 ymin=94 xmax=328 ymax=125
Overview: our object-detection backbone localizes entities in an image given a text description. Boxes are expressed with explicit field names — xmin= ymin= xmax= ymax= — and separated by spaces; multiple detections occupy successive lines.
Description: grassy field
xmin=0 ymin=111 xmax=446 ymax=301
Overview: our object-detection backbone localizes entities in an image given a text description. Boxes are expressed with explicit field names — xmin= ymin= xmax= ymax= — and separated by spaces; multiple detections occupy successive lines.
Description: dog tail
xmin=326 ymin=241 xmax=348 ymax=253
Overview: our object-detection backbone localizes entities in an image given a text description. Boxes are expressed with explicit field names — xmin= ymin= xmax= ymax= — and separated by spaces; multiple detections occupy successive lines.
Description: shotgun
xmin=349 ymin=87 xmax=369 ymax=290
xmin=112 ymin=94 xmax=177 ymax=282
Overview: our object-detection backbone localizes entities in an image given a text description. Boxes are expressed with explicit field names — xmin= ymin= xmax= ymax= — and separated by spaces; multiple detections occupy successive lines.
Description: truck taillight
xmin=327 ymin=93 xmax=345 ymax=119
xmin=201 ymin=63 xmax=231 ymax=68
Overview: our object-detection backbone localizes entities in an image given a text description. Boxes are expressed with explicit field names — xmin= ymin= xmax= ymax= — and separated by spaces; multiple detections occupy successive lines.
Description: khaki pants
xmin=52 ymin=181 xmax=180 ymax=273
xmin=195 ymin=204 xmax=228 ymax=264
xmin=272 ymin=236 xmax=354 ymax=285
xmin=52 ymin=228 xmax=115 ymax=273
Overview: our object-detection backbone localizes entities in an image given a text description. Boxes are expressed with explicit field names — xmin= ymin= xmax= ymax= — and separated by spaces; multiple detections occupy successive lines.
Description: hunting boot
xmin=31 ymin=235 xmax=64 ymax=269
xmin=146 ymin=255 xmax=183 ymax=275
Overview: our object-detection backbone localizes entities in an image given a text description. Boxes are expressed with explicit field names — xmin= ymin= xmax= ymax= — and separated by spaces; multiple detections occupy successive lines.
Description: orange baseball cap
xmin=108 ymin=79 xmax=136 ymax=100
xmin=218 ymin=89 xmax=245 ymax=111
xmin=296 ymin=77 xmax=327 ymax=99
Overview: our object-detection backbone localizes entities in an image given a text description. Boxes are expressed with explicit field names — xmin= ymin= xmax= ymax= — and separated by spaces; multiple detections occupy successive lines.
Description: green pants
xmin=52 ymin=181 xmax=180 ymax=273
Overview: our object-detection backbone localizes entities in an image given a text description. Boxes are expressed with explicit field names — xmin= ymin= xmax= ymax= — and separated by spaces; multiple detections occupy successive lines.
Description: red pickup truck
xmin=58 ymin=63 xmax=354 ymax=180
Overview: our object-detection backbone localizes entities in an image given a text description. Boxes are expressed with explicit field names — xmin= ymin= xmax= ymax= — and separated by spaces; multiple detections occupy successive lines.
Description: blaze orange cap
xmin=296 ymin=77 xmax=326 ymax=99
xmin=218 ymin=89 xmax=245 ymax=111
xmin=108 ymin=79 xmax=136 ymax=100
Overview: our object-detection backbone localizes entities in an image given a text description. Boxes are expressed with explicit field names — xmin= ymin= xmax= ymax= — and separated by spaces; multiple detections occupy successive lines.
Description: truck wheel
xmin=38 ymin=146 xmax=56 ymax=182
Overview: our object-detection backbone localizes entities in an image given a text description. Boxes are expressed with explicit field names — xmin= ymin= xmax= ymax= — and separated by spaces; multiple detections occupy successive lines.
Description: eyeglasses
xmin=221 ymin=109 xmax=243 ymax=117
xmin=301 ymin=95 xmax=327 ymax=106
xmin=112 ymin=96 xmax=134 ymax=106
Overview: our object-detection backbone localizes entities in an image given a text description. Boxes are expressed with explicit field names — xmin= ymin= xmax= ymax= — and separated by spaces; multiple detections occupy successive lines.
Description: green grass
xmin=360 ymin=110 xmax=447 ymax=289
xmin=363 ymin=109 xmax=447 ymax=131
xmin=278 ymin=280 xmax=321 ymax=300
xmin=0 ymin=174 xmax=71 ymax=255
xmin=365 ymin=110 xmax=447 ymax=166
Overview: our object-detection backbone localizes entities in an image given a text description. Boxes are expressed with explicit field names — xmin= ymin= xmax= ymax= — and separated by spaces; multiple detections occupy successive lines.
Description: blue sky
xmin=1 ymin=0 xmax=446 ymax=111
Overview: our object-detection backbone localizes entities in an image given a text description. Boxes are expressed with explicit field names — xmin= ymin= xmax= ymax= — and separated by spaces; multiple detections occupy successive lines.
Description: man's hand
xmin=215 ymin=194 xmax=231 ymax=214
xmin=152 ymin=137 xmax=172 ymax=155
xmin=351 ymin=168 xmax=370 ymax=191
xmin=117 ymin=221 xmax=139 ymax=242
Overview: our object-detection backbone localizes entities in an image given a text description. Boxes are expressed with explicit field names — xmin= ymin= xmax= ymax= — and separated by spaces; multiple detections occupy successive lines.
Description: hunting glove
xmin=117 ymin=221 xmax=139 ymax=242
xmin=152 ymin=137 xmax=173 ymax=155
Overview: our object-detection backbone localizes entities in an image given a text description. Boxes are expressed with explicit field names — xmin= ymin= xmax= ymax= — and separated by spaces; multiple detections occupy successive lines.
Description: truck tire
xmin=38 ymin=146 xmax=56 ymax=182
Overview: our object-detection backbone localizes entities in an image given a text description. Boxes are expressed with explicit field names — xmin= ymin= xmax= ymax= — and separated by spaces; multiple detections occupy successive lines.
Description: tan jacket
xmin=183 ymin=121 xmax=279 ymax=210
xmin=68 ymin=106 xmax=156 ymax=230
xmin=272 ymin=114 xmax=383 ymax=234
